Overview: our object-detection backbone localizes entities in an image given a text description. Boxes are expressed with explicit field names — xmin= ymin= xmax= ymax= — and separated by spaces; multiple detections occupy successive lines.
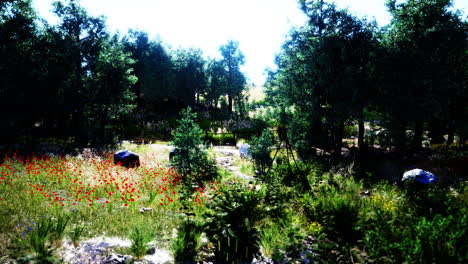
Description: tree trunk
xmin=428 ymin=119 xmax=445 ymax=144
xmin=72 ymin=19 xmax=85 ymax=146
xmin=358 ymin=108 xmax=365 ymax=149
xmin=310 ymin=111 xmax=323 ymax=147
xmin=391 ymin=116 xmax=407 ymax=153
xmin=333 ymin=122 xmax=344 ymax=158
xmin=412 ymin=119 xmax=424 ymax=150
xmin=98 ymin=109 xmax=108 ymax=146
xmin=446 ymin=120 xmax=455 ymax=146
xmin=228 ymin=94 xmax=233 ymax=114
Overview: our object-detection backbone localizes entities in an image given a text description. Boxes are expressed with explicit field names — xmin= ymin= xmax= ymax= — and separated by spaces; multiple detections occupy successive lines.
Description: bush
xmin=344 ymin=124 xmax=358 ymax=138
xmin=270 ymin=215 xmax=311 ymax=263
xmin=201 ymin=133 xmax=236 ymax=145
xmin=303 ymin=174 xmax=363 ymax=243
xmin=363 ymin=211 xmax=468 ymax=263
xmin=203 ymin=183 xmax=267 ymax=263
xmin=269 ymin=162 xmax=315 ymax=189
xmin=249 ymin=129 xmax=274 ymax=175
xmin=234 ymin=118 xmax=269 ymax=140
xmin=172 ymin=219 xmax=203 ymax=264
xmin=20 ymin=217 xmax=67 ymax=264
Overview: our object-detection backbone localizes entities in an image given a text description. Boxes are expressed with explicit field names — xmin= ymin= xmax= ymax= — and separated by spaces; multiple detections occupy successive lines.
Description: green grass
xmin=0 ymin=143 xmax=466 ymax=263
xmin=0 ymin=147 xmax=186 ymax=260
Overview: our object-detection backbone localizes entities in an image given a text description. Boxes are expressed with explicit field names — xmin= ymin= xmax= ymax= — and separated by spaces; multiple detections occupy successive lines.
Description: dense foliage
xmin=0 ymin=0 xmax=467 ymax=262
xmin=266 ymin=0 xmax=467 ymax=155
xmin=171 ymin=107 xmax=217 ymax=189
xmin=0 ymin=0 xmax=249 ymax=149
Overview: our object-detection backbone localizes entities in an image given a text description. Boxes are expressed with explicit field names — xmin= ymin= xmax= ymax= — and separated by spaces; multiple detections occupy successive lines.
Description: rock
xmin=147 ymin=246 xmax=156 ymax=255
xmin=139 ymin=207 xmax=153 ymax=213
xmin=103 ymin=254 xmax=131 ymax=264
xmin=239 ymin=144 xmax=251 ymax=158
xmin=360 ymin=190 xmax=371 ymax=196
xmin=114 ymin=150 xmax=140 ymax=168
xmin=169 ymin=148 xmax=176 ymax=162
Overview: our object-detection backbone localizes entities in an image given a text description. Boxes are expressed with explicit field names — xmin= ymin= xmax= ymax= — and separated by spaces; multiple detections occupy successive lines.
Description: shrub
xmin=303 ymin=174 xmax=363 ymax=243
xmin=203 ymin=183 xmax=267 ymax=263
xmin=259 ymin=223 xmax=282 ymax=259
xmin=270 ymin=216 xmax=310 ymax=263
xmin=201 ymin=133 xmax=236 ymax=145
xmin=363 ymin=211 xmax=468 ymax=263
xmin=69 ymin=223 xmax=86 ymax=248
xmin=268 ymin=161 xmax=315 ymax=190
xmin=344 ymin=124 xmax=358 ymax=138
xmin=249 ymin=129 xmax=274 ymax=175
xmin=21 ymin=218 xmax=63 ymax=264
xmin=172 ymin=219 xmax=203 ymax=264
xmin=28 ymin=219 xmax=54 ymax=260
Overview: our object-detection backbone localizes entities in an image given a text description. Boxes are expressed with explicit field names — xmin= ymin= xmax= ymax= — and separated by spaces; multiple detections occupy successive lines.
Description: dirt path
xmin=212 ymin=147 xmax=254 ymax=181
xmin=148 ymin=144 xmax=254 ymax=181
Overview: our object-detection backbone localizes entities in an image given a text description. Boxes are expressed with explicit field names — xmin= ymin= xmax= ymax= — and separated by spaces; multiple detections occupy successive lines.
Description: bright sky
xmin=33 ymin=0 xmax=467 ymax=86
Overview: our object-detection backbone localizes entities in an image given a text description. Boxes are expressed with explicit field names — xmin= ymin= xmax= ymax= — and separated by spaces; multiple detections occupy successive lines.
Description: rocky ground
xmin=58 ymin=237 xmax=172 ymax=264
xmin=212 ymin=147 xmax=254 ymax=181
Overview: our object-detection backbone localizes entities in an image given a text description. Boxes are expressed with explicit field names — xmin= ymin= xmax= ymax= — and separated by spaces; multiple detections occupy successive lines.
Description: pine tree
xmin=171 ymin=107 xmax=216 ymax=189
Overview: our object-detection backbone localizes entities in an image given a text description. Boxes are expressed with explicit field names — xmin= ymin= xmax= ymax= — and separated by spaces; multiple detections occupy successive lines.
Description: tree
xmin=206 ymin=58 xmax=227 ymax=108
xmin=86 ymin=35 xmax=137 ymax=145
xmin=267 ymin=0 xmax=379 ymax=157
xmin=171 ymin=107 xmax=216 ymax=189
xmin=123 ymin=31 xmax=174 ymax=115
xmin=219 ymin=40 xmax=246 ymax=115
xmin=51 ymin=0 xmax=110 ymax=145
xmin=173 ymin=48 xmax=207 ymax=106
xmin=383 ymin=0 xmax=467 ymax=150
xmin=0 ymin=0 xmax=41 ymax=144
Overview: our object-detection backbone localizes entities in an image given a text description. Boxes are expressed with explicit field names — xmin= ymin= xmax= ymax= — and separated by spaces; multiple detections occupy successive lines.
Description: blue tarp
xmin=115 ymin=150 xmax=134 ymax=159
xmin=402 ymin=169 xmax=438 ymax=184
xmin=114 ymin=150 xmax=140 ymax=168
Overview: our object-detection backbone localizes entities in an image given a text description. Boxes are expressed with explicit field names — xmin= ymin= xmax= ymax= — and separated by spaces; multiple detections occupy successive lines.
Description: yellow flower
xmin=371 ymin=194 xmax=397 ymax=214
xmin=308 ymin=221 xmax=323 ymax=234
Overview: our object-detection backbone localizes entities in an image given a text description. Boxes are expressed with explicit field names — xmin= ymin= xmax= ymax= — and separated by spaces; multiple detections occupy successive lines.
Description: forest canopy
xmin=0 ymin=0 xmax=249 ymax=147
xmin=266 ymin=0 xmax=467 ymax=155
xmin=0 ymin=0 xmax=466 ymax=155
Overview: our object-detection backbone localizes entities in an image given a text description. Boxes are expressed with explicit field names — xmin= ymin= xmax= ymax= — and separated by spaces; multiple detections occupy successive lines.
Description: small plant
xmin=259 ymin=223 xmax=282 ymax=258
xmin=69 ymin=223 xmax=86 ymax=248
xmin=203 ymin=183 xmax=267 ymax=263
xmin=129 ymin=226 xmax=152 ymax=260
xmin=303 ymin=175 xmax=362 ymax=243
xmin=270 ymin=216 xmax=309 ymax=263
xmin=22 ymin=218 xmax=62 ymax=264
xmin=50 ymin=215 xmax=70 ymax=246
xmin=363 ymin=211 xmax=468 ymax=263
xmin=172 ymin=218 xmax=203 ymax=263
xmin=29 ymin=219 xmax=53 ymax=257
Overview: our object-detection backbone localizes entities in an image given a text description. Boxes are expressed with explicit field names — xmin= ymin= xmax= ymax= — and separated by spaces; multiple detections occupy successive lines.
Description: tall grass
xmin=1 ymin=145 xmax=466 ymax=263
xmin=171 ymin=219 xmax=203 ymax=263
xmin=0 ymin=150 xmax=186 ymax=259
